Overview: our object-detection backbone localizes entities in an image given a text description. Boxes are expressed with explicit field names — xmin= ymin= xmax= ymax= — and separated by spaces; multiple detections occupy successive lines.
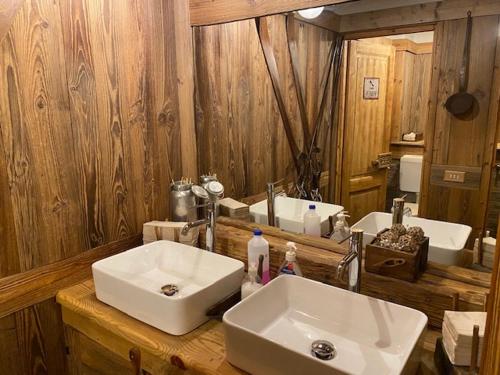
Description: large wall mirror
xmin=191 ymin=3 xmax=498 ymax=274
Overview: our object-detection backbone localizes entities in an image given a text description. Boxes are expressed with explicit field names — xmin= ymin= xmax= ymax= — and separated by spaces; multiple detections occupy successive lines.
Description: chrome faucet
xmin=266 ymin=181 xmax=286 ymax=227
xmin=392 ymin=197 xmax=412 ymax=225
xmin=182 ymin=181 xmax=224 ymax=252
xmin=336 ymin=229 xmax=364 ymax=293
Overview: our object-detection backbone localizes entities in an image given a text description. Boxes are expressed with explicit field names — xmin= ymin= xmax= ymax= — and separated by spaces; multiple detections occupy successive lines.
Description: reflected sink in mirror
xmin=92 ymin=240 xmax=244 ymax=335
xmin=250 ymin=196 xmax=344 ymax=235
xmin=352 ymin=212 xmax=472 ymax=266
xmin=224 ymin=275 xmax=427 ymax=375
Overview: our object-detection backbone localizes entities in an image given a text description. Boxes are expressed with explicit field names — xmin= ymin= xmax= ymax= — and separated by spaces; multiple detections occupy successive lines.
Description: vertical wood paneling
xmin=421 ymin=16 xmax=500 ymax=240
xmin=194 ymin=15 xmax=336 ymax=199
xmin=0 ymin=0 xmax=197 ymax=372
xmin=0 ymin=0 xmax=88 ymax=270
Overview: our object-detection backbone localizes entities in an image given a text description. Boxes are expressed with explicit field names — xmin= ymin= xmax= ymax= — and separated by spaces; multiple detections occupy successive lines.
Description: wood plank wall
xmin=194 ymin=15 xmax=337 ymax=199
xmin=0 ymin=0 xmax=194 ymax=373
xmin=391 ymin=41 xmax=433 ymax=142
xmin=420 ymin=15 xmax=500 ymax=241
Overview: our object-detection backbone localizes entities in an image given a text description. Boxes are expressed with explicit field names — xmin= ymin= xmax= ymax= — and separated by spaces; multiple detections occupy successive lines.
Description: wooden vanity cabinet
xmin=64 ymin=325 xmax=136 ymax=374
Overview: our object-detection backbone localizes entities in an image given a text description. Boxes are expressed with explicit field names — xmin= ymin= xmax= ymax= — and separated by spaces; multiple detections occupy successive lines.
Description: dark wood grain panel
xmin=0 ymin=0 xmax=197 ymax=371
xmin=0 ymin=0 xmax=89 ymax=270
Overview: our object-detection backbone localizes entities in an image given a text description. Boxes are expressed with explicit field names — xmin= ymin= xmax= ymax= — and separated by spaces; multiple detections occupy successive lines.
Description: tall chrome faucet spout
xmin=336 ymin=229 xmax=363 ymax=293
xmin=182 ymin=180 xmax=223 ymax=252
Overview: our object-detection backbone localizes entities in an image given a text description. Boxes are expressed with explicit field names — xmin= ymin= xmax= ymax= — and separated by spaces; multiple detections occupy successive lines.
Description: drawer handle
xmin=129 ymin=347 xmax=142 ymax=375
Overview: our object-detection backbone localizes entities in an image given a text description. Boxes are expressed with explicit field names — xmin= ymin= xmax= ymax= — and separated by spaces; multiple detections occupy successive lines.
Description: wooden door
xmin=340 ymin=39 xmax=395 ymax=223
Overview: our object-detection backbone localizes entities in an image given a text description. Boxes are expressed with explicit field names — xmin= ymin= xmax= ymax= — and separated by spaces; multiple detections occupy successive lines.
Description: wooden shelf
xmin=391 ymin=140 xmax=425 ymax=147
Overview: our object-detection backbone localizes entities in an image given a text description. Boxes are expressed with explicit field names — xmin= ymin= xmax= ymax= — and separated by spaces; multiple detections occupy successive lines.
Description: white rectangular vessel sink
xmin=224 ymin=276 xmax=427 ymax=375
xmin=352 ymin=212 xmax=472 ymax=266
xmin=250 ymin=197 xmax=344 ymax=235
xmin=92 ymin=240 xmax=244 ymax=335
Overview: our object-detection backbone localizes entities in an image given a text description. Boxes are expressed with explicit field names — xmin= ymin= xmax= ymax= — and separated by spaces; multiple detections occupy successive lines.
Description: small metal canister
xmin=169 ymin=181 xmax=197 ymax=222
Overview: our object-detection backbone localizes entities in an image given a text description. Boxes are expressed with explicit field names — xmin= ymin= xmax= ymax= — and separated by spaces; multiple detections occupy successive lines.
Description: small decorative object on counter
xmin=279 ymin=242 xmax=303 ymax=276
xmin=218 ymin=197 xmax=250 ymax=219
xmin=303 ymin=204 xmax=321 ymax=236
xmin=241 ymin=264 xmax=263 ymax=299
xmin=248 ymin=229 xmax=270 ymax=284
xmin=365 ymin=224 xmax=429 ymax=282
xmin=169 ymin=179 xmax=197 ymax=222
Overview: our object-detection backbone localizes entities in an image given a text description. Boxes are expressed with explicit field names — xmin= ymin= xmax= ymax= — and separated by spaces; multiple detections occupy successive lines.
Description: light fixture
xmin=297 ymin=6 xmax=324 ymax=19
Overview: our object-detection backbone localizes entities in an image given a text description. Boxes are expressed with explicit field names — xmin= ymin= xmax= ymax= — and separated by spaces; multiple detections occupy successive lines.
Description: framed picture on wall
xmin=363 ymin=77 xmax=380 ymax=99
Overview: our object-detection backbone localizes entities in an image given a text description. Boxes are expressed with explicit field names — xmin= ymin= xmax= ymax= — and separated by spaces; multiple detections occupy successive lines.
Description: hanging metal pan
xmin=445 ymin=11 xmax=475 ymax=116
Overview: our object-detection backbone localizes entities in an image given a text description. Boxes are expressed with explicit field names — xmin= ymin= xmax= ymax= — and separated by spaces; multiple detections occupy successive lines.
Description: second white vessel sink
xmin=92 ymin=240 xmax=244 ymax=335
xmin=250 ymin=196 xmax=344 ymax=235
xmin=352 ymin=212 xmax=472 ymax=266
xmin=224 ymin=275 xmax=427 ymax=375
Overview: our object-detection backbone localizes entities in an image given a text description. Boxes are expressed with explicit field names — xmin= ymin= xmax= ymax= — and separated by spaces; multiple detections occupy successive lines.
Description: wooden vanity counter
xmin=58 ymin=280 xmax=442 ymax=374
xmin=57 ymin=280 xmax=244 ymax=374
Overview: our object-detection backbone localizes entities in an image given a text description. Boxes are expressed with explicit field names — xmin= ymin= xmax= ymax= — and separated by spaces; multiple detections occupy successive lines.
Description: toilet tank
xmin=400 ymin=155 xmax=423 ymax=192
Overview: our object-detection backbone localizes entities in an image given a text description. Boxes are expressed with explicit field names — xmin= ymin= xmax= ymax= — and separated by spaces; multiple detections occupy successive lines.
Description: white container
xmin=303 ymin=204 xmax=321 ymax=236
xmin=400 ymin=155 xmax=423 ymax=193
xmin=247 ymin=229 xmax=270 ymax=284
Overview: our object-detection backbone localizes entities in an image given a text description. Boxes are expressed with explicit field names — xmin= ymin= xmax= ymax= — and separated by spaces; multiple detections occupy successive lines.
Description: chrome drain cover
xmin=161 ymin=284 xmax=179 ymax=296
xmin=311 ymin=340 xmax=336 ymax=360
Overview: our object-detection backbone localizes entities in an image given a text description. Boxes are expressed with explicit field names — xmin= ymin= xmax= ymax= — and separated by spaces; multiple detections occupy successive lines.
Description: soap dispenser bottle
xmin=303 ymin=204 xmax=321 ymax=236
xmin=241 ymin=263 xmax=263 ymax=299
xmin=331 ymin=211 xmax=351 ymax=242
xmin=279 ymin=242 xmax=303 ymax=276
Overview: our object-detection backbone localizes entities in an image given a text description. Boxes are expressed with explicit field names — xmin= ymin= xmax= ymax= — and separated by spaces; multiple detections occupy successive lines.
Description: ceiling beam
xmin=0 ymin=0 xmax=24 ymax=44
xmin=189 ymin=0 xmax=352 ymax=27
xmin=340 ymin=0 xmax=500 ymax=35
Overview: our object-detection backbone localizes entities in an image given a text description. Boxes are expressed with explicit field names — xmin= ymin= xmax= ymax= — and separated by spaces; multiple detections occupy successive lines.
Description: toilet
xmin=399 ymin=155 xmax=423 ymax=216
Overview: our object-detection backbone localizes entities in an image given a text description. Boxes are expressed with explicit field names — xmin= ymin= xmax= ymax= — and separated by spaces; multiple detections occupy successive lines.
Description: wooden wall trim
xmin=478 ymin=32 xmax=500 ymax=259
xmin=392 ymin=40 xmax=433 ymax=55
xmin=0 ymin=235 xmax=142 ymax=319
xmin=189 ymin=0 xmax=350 ymax=26
xmin=343 ymin=24 xmax=435 ymax=41
xmin=480 ymin=220 xmax=500 ymax=374
xmin=340 ymin=0 xmax=500 ymax=35
xmin=0 ymin=0 xmax=24 ymax=44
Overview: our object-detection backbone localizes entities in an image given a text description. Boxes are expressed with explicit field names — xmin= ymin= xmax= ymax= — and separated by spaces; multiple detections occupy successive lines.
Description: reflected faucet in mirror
xmin=266 ymin=180 xmax=286 ymax=227
xmin=392 ymin=197 xmax=412 ymax=225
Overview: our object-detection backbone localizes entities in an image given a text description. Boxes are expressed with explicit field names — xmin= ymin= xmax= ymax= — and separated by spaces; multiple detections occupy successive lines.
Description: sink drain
xmin=161 ymin=284 xmax=179 ymax=296
xmin=311 ymin=340 xmax=336 ymax=360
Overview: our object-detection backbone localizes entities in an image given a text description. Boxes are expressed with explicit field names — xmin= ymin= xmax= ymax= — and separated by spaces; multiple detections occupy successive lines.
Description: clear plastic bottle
xmin=241 ymin=263 xmax=263 ymax=299
xmin=247 ymin=229 xmax=270 ymax=284
xmin=303 ymin=204 xmax=321 ymax=236
xmin=279 ymin=242 xmax=303 ymax=276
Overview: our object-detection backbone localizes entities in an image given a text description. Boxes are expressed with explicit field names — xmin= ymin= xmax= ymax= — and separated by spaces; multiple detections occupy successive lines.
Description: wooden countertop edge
xmin=57 ymin=280 xmax=244 ymax=374
xmin=58 ymin=279 xmax=442 ymax=374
